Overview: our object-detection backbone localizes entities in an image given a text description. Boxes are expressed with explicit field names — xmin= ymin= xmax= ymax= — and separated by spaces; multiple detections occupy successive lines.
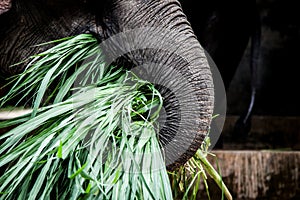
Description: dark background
xmin=225 ymin=0 xmax=300 ymax=150
xmin=227 ymin=0 xmax=300 ymax=116
xmin=182 ymin=0 xmax=300 ymax=150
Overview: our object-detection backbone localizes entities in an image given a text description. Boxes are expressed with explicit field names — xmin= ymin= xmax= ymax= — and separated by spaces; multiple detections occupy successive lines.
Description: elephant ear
xmin=0 ymin=0 xmax=11 ymax=15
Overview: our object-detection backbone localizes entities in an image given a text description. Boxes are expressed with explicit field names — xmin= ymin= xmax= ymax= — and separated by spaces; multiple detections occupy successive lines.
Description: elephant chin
xmin=99 ymin=0 xmax=214 ymax=170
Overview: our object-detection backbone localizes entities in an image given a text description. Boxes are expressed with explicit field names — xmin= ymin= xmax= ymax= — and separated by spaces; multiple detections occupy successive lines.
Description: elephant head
xmin=0 ymin=0 xmax=214 ymax=170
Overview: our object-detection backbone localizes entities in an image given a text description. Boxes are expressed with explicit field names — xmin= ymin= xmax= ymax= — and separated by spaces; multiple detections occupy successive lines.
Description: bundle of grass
xmin=0 ymin=34 xmax=231 ymax=200
xmin=170 ymin=136 xmax=232 ymax=200
xmin=0 ymin=34 xmax=172 ymax=199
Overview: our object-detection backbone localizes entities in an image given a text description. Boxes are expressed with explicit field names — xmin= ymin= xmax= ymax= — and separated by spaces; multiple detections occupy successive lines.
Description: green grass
xmin=0 ymin=34 xmax=173 ymax=199
xmin=0 ymin=34 xmax=231 ymax=200
xmin=170 ymin=132 xmax=232 ymax=200
xmin=0 ymin=72 xmax=172 ymax=199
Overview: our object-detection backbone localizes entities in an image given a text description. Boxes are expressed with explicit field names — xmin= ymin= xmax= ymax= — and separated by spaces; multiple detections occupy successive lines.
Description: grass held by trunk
xmin=0 ymin=34 xmax=172 ymax=199
xmin=0 ymin=34 xmax=231 ymax=200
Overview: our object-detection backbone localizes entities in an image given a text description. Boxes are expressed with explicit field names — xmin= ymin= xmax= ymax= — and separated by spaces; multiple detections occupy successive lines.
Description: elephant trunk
xmin=100 ymin=0 xmax=214 ymax=170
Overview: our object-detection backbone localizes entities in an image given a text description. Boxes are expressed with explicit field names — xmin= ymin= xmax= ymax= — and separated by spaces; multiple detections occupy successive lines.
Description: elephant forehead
xmin=0 ymin=0 xmax=11 ymax=15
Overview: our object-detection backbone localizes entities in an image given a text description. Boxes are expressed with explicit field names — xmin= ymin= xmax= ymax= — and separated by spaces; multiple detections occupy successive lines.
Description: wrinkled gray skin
xmin=0 ymin=0 xmax=214 ymax=170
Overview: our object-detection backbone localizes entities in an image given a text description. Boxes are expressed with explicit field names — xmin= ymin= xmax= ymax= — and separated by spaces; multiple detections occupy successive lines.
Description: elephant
xmin=0 ymin=0 xmax=214 ymax=170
